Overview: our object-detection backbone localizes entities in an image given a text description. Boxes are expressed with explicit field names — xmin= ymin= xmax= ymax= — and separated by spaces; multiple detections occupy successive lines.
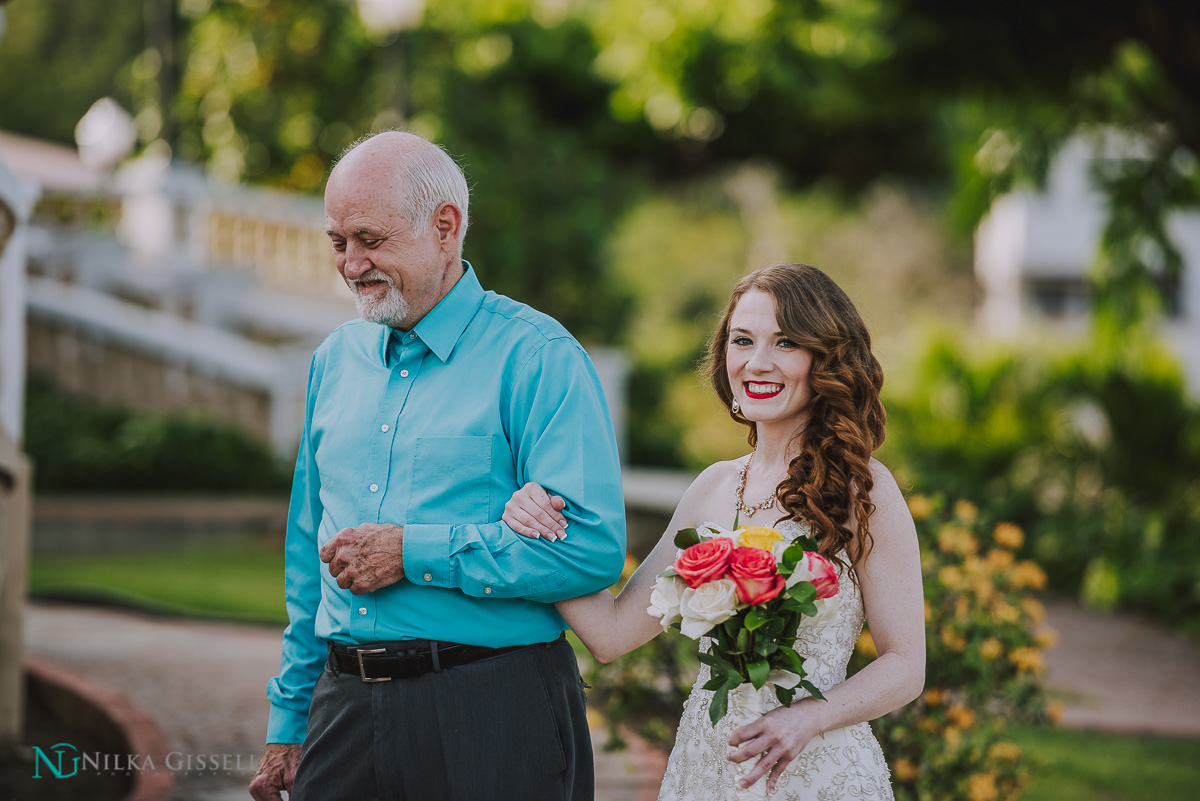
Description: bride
xmin=505 ymin=263 xmax=925 ymax=799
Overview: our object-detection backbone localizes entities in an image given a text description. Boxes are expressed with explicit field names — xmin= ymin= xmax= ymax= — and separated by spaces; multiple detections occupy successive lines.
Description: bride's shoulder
xmin=668 ymin=457 xmax=745 ymax=528
xmin=688 ymin=457 xmax=746 ymax=494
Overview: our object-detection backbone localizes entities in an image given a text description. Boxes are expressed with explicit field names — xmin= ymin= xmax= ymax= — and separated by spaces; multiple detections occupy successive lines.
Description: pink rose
xmin=674 ymin=538 xmax=735 ymax=588
xmin=728 ymin=546 xmax=785 ymax=605
xmin=787 ymin=551 xmax=839 ymax=599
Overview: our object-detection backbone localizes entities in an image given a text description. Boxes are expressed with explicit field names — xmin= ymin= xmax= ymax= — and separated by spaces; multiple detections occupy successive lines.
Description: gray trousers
xmin=291 ymin=635 xmax=593 ymax=801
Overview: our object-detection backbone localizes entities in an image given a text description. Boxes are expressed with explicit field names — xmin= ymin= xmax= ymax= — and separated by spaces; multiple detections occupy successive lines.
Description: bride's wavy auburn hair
xmin=705 ymin=264 xmax=886 ymax=572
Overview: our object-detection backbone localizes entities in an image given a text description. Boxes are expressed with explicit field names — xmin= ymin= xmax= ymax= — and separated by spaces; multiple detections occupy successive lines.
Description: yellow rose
xmin=954 ymin=499 xmax=980 ymax=523
xmin=737 ymin=526 xmax=785 ymax=551
xmin=947 ymin=703 xmax=975 ymax=729
xmin=992 ymin=522 xmax=1024 ymax=550
xmin=978 ymin=638 xmax=1002 ymax=661
xmin=988 ymin=742 xmax=1022 ymax=762
xmin=1009 ymin=646 xmax=1043 ymax=674
xmin=1020 ymin=597 xmax=1046 ymax=623
xmin=907 ymin=494 xmax=934 ymax=520
xmin=967 ymin=771 xmax=998 ymax=801
xmin=1010 ymin=561 xmax=1047 ymax=591
xmin=893 ymin=758 xmax=918 ymax=782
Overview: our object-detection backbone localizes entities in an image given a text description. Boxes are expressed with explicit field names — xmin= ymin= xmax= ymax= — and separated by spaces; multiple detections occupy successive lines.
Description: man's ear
xmin=433 ymin=202 xmax=463 ymax=253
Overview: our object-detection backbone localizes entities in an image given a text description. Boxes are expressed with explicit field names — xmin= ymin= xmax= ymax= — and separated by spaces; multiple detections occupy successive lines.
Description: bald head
xmin=330 ymin=131 xmax=470 ymax=255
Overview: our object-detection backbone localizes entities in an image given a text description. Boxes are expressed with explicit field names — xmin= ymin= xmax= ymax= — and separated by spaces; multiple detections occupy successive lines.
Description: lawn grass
xmin=28 ymin=542 xmax=1200 ymax=800
xmin=1007 ymin=723 xmax=1200 ymax=801
xmin=29 ymin=538 xmax=287 ymax=625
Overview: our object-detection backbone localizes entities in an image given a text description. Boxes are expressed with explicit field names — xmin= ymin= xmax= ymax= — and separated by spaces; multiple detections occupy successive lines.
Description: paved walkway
xmin=22 ymin=599 xmax=1200 ymax=800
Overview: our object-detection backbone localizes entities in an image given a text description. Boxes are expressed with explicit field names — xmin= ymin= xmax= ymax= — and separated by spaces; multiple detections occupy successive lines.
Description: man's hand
xmin=249 ymin=743 xmax=301 ymax=801
xmin=319 ymin=522 xmax=406 ymax=594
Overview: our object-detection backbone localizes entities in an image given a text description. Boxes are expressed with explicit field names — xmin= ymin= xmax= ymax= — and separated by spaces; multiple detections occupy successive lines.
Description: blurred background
xmin=0 ymin=1 xmax=1198 ymax=800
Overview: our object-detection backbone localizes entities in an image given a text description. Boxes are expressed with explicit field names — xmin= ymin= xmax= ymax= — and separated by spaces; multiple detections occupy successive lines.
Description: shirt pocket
xmin=408 ymin=436 xmax=493 ymax=523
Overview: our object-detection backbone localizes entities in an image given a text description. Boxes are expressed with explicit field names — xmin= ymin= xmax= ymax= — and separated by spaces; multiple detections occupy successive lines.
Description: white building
xmin=975 ymin=136 xmax=1200 ymax=395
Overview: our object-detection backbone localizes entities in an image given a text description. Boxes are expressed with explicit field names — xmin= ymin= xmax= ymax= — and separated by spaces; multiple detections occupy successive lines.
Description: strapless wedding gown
xmin=658 ymin=523 xmax=894 ymax=800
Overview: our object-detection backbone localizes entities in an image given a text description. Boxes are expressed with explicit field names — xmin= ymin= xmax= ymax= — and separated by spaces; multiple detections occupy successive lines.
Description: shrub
xmin=884 ymin=334 xmax=1200 ymax=632
xmin=872 ymin=496 xmax=1051 ymax=801
xmin=23 ymin=376 xmax=292 ymax=493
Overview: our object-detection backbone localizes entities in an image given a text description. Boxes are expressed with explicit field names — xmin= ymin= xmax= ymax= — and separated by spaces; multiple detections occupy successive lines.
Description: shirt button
xmin=358 ymin=607 xmax=367 ymax=616
xmin=423 ymin=573 xmax=433 ymax=582
xmin=369 ymin=483 xmax=379 ymax=492
xmin=400 ymin=369 xmax=409 ymax=377
xmin=484 ymin=587 xmax=493 ymax=595
xmin=408 ymin=333 xmax=416 ymax=340
xmin=380 ymin=424 xmax=389 ymax=432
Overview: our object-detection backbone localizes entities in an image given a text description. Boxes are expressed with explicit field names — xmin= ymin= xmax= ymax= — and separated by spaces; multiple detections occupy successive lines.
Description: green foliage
xmin=884 ymin=333 xmax=1200 ymax=632
xmin=0 ymin=0 xmax=144 ymax=144
xmin=23 ymin=377 xmax=292 ymax=493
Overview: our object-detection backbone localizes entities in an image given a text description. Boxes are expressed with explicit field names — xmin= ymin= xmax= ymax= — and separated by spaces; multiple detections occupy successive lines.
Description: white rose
xmin=646 ymin=575 xmax=686 ymax=631
xmin=678 ymin=579 xmax=741 ymax=639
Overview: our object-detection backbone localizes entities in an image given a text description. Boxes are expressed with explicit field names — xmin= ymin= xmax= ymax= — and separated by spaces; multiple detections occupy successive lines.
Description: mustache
xmin=348 ymin=269 xmax=394 ymax=289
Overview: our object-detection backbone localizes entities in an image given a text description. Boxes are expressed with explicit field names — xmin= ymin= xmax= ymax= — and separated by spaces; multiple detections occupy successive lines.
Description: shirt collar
xmin=378 ymin=261 xmax=484 ymax=365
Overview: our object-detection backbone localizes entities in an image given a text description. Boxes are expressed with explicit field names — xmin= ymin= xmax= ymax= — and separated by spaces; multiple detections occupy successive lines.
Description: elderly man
xmin=249 ymin=132 xmax=626 ymax=801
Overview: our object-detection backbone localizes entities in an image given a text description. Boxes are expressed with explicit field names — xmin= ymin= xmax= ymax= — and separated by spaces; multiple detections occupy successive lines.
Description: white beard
xmin=351 ymin=273 xmax=410 ymax=327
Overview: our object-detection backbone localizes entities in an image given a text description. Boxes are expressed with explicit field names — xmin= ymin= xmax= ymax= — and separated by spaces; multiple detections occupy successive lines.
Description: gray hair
xmin=339 ymin=131 xmax=470 ymax=254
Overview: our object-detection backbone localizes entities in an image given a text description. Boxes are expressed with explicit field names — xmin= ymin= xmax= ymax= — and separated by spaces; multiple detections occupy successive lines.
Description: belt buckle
xmin=356 ymin=648 xmax=391 ymax=683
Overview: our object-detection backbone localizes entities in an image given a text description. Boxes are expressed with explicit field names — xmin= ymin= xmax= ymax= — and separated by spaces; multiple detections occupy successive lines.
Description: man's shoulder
xmin=476 ymin=290 xmax=577 ymax=349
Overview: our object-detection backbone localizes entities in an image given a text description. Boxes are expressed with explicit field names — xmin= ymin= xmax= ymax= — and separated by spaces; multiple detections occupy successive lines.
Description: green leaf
xmin=725 ymin=618 xmax=741 ymax=637
xmin=782 ymin=542 xmax=807 ymax=566
xmin=710 ymin=686 xmax=729 ymax=726
xmin=656 ymin=567 xmax=679 ymax=578
xmin=748 ymin=659 xmax=770 ymax=690
xmin=703 ymin=675 xmax=728 ymax=691
xmin=793 ymin=535 xmax=819 ymax=552
xmin=788 ymin=582 xmax=817 ymax=604
xmin=735 ymin=627 xmax=749 ymax=653
xmin=674 ymin=528 xmax=702 ymax=549
xmin=776 ymin=644 xmax=804 ymax=673
xmin=798 ymin=602 xmax=818 ymax=617
xmin=801 ymin=680 xmax=827 ymax=702
xmin=699 ymin=649 xmax=738 ymax=676
xmin=774 ymin=686 xmax=796 ymax=707
xmin=745 ymin=607 xmax=769 ymax=631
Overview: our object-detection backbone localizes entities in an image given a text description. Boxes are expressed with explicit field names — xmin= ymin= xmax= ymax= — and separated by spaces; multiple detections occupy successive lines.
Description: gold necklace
xmin=735 ymin=451 xmax=776 ymax=515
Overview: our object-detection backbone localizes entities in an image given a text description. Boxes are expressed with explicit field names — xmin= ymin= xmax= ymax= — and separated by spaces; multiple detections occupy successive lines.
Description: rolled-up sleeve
xmin=403 ymin=337 xmax=626 ymax=601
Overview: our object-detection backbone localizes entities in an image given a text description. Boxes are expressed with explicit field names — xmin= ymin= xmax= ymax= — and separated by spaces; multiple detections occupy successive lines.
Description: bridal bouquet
xmin=647 ymin=522 xmax=839 ymax=726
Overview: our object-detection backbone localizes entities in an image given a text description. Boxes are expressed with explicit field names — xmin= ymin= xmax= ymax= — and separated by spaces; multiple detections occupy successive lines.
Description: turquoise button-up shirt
xmin=266 ymin=264 xmax=626 ymax=744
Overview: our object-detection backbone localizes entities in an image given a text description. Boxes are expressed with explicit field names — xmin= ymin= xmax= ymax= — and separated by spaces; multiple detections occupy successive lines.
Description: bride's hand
xmin=727 ymin=701 xmax=822 ymax=793
xmin=503 ymin=482 xmax=568 ymax=541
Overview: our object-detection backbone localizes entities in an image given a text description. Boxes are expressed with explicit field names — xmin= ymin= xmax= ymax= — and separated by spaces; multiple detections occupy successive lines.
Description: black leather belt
xmin=328 ymin=636 xmax=557 ymax=683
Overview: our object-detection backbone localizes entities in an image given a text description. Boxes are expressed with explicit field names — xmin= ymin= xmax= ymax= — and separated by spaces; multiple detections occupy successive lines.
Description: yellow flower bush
xmin=864 ymin=494 xmax=1050 ymax=801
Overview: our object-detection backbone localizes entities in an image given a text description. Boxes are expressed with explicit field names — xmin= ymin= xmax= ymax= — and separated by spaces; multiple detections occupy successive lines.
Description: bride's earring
xmin=731 ymin=398 xmax=740 ymax=414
